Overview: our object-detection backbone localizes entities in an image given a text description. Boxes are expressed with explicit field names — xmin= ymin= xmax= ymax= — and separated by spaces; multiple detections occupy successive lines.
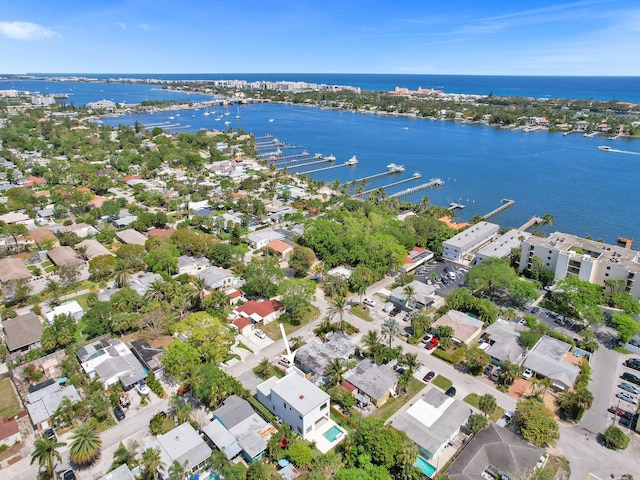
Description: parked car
xmin=619 ymin=382 xmax=639 ymax=395
xmin=403 ymin=311 xmax=415 ymax=322
xmin=625 ymin=359 xmax=640 ymax=371
xmin=622 ymin=372 xmax=640 ymax=385
xmin=114 ymin=405 xmax=126 ymax=421
xmin=135 ymin=382 xmax=151 ymax=396
xmin=448 ymin=271 xmax=457 ymax=280
xmin=363 ymin=298 xmax=376 ymax=307
xmin=531 ymin=306 xmax=540 ymax=314
xmin=490 ymin=367 xmax=501 ymax=382
xmin=445 ymin=386 xmax=456 ymax=397
xmin=608 ymin=406 xmax=634 ymax=420
xmin=119 ymin=394 xmax=130 ymax=408
xmin=484 ymin=364 xmax=494 ymax=377
xmin=554 ymin=315 xmax=565 ymax=324
xmin=254 ymin=329 xmax=266 ymax=339
xmin=616 ymin=391 xmax=638 ymax=404
xmin=423 ymin=371 xmax=435 ymax=382
xmin=43 ymin=428 xmax=56 ymax=441
xmin=177 ymin=383 xmax=191 ymax=395
xmin=441 ymin=277 xmax=449 ymax=286
xmin=522 ymin=368 xmax=534 ymax=380
xmin=518 ymin=318 xmax=526 ymax=325
xmin=62 ymin=470 xmax=77 ymax=480
xmin=497 ymin=410 xmax=514 ymax=428
xmin=425 ymin=337 xmax=439 ymax=350
xmin=389 ymin=306 xmax=401 ymax=317
xmin=279 ymin=356 xmax=292 ymax=366
xmin=421 ymin=334 xmax=434 ymax=344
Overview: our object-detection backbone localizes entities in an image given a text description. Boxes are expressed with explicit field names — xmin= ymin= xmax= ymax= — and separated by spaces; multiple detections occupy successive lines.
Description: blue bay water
xmin=9 ymin=73 xmax=640 ymax=102
xmin=102 ymin=102 xmax=640 ymax=244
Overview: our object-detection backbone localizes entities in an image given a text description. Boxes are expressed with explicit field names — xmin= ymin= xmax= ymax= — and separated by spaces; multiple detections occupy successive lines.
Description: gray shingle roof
xmin=156 ymin=422 xmax=212 ymax=472
xmin=447 ymin=423 xmax=543 ymax=480
xmin=2 ymin=312 xmax=43 ymax=352
xmin=343 ymin=359 xmax=399 ymax=403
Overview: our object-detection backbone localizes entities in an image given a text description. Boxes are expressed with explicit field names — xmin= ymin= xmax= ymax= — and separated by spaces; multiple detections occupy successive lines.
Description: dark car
xmin=114 ymin=405 xmax=125 ymax=421
xmin=43 ymin=428 xmax=56 ymax=441
xmin=625 ymin=359 xmax=640 ymax=371
xmin=608 ymin=406 xmax=634 ymax=420
xmin=445 ymin=386 xmax=456 ymax=397
xmin=622 ymin=372 xmax=640 ymax=385
xmin=62 ymin=471 xmax=77 ymax=480
xmin=423 ymin=371 xmax=435 ymax=382
xmin=389 ymin=307 xmax=401 ymax=317
xmin=531 ymin=306 xmax=540 ymax=314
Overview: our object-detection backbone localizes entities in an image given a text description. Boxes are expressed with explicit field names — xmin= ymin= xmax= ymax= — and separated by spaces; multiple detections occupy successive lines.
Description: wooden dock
xmin=297 ymin=162 xmax=355 ymax=174
xmin=279 ymin=158 xmax=332 ymax=170
xmin=484 ymin=198 xmax=515 ymax=219
xmin=355 ymin=173 xmax=422 ymax=197
xmin=344 ymin=170 xmax=395 ymax=186
xmin=389 ymin=178 xmax=444 ymax=198
xmin=519 ymin=216 xmax=543 ymax=230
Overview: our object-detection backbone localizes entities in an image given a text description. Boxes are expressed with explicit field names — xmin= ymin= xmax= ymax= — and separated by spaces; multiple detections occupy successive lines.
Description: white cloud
xmin=137 ymin=23 xmax=150 ymax=31
xmin=116 ymin=22 xmax=126 ymax=30
xmin=0 ymin=21 xmax=58 ymax=40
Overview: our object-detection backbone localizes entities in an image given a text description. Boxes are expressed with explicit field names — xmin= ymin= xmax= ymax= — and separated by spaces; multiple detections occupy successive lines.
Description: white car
xmin=616 ymin=391 xmax=638 ymax=405
xmin=496 ymin=410 xmax=514 ymax=428
xmin=254 ymin=329 xmax=266 ymax=339
xmin=363 ymin=298 xmax=376 ymax=307
xmin=135 ymin=382 xmax=151 ymax=396
xmin=522 ymin=368 xmax=534 ymax=380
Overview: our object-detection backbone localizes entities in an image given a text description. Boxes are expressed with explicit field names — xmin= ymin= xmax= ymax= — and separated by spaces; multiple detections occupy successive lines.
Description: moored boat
xmin=387 ymin=163 xmax=405 ymax=173
xmin=345 ymin=155 xmax=358 ymax=166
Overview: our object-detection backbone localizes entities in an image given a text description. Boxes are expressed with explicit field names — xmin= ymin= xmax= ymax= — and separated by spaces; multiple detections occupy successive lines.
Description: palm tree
xmin=170 ymin=395 xmax=194 ymax=424
xmin=403 ymin=352 xmax=422 ymax=375
xmin=69 ymin=424 xmax=102 ymax=466
xmin=141 ymin=447 xmax=165 ymax=480
xmin=498 ymin=360 xmax=522 ymax=386
xmin=114 ymin=265 xmax=132 ymax=288
xmin=112 ymin=440 xmax=140 ymax=469
xmin=381 ymin=318 xmax=400 ymax=348
xmin=328 ymin=295 xmax=347 ymax=332
xmin=542 ymin=213 xmax=555 ymax=226
xmin=362 ymin=330 xmax=381 ymax=356
xmin=145 ymin=279 xmax=170 ymax=302
xmin=45 ymin=279 xmax=62 ymax=305
xmin=168 ymin=460 xmax=189 ymax=480
xmin=31 ymin=436 xmax=66 ymax=479
xmin=419 ymin=195 xmax=431 ymax=213
xmin=403 ymin=285 xmax=416 ymax=309
xmin=478 ymin=394 xmax=497 ymax=418
xmin=324 ymin=358 xmax=346 ymax=386
xmin=397 ymin=369 xmax=413 ymax=395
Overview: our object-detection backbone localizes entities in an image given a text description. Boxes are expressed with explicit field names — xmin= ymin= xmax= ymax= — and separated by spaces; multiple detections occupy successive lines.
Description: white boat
xmin=268 ymin=118 xmax=275 ymax=123
xmin=345 ymin=155 xmax=358 ymax=166
xmin=599 ymin=145 xmax=611 ymax=151
xmin=325 ymin=154 xmax=336 ymax=162
xmin=224 ymin=120 xmax=231 ymax=126
xmin=314 ymin=153 xmax=323 ymax=159
xmin=235 ymin=107 xmax=241 ymax=119
xmin=387 ymin=163 xmax=405 ymax=173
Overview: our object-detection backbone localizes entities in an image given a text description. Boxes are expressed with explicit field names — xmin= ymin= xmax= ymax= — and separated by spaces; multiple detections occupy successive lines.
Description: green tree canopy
xmin=514 ymin=398 xmax=560 ymax=447
xmin=173 ymin=312 xmax=235 ymax=365
xmin=243 ymin=256 xmax=284 ymax=298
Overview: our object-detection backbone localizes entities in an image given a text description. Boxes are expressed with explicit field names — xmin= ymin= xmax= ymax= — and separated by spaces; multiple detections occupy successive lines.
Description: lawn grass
xmin=432 ymin=374 xmax=453 ymax=391
xmin=236 ymin=342 xmax=254 ymax=354
xmin=350 ymin=304 xmax=373 ymax=322
xmin=261 ymin=305 xmax=320 ymax=339
xmin=369 ymin=378 xmax=424 ymax=422
xmin=73 ymin=292 xmax=92 ymax=310
xmin=463 ymin=393 xmax=504 ymax=422
xmin=542 ymin=455 xmax=570 ymax=478
xmin=614 ymin=346 xmax=633 ymax=354
xmin=0 ymin=378 xmax=21 ymax=419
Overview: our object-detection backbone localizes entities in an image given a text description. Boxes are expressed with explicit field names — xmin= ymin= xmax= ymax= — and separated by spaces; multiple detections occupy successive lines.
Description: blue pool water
xmin=414 ymin=455 xmax=437 ymax=478
xmin=323 ymin=425 xmax=344 ymax=442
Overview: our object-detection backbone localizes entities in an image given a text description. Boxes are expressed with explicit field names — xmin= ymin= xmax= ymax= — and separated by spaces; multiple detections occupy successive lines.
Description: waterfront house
xmin=475 ymin=229 xmax=531 ymax=264
xmin=257 ymin=369 xmax=330 ymax=440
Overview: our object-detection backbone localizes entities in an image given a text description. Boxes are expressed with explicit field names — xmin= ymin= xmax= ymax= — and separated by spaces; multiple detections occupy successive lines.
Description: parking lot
xmin=412 ymin=260 xmax=469 ymax=296
xmin=609 ymin=357 xmax=640 ymax=428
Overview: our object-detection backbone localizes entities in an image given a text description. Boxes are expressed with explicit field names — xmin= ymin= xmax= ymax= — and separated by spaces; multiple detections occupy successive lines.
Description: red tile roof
xmin=341 ymin=381 xmax=357 ymax=393
xmin=228 ymin=290 xmax=242 ymax=299
xmin=267 ymin=239 xmax=293 ymax=253
xmin=146 ymin=228 xmax=177 ymax=238
xmin=233 ymin=317 xmax=252 ymax=329
xmin=236 ymin=299 xmax=284 ymax=318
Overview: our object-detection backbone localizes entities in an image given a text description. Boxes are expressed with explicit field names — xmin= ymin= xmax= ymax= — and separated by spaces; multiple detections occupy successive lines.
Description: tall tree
xmin=328 ymin=295 xmax=348 ymax=332
xmin=381 ymin=317 xmax=400 ymax=348
xmin=478 ymin=394 xmax=497 ymax=418
xmin=31 ymin=436 xmax=66 ymax=479
xmin=141 ymin=447 xmax=165 ymax=480
xmin=69 ymin=424 xmax=102 ymax=466
xmin=324 ymin=358 xmax=347 ymax=386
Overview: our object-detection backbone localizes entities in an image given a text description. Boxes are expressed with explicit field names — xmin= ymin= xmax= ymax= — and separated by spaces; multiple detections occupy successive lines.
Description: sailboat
xmin=203 ymin=107 xmax=210 ymax=116
xmin=235 ymin=107 xmax=241 ymax=119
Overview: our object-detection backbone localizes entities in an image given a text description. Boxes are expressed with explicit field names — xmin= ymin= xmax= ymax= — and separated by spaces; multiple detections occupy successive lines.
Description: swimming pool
xmin=323 ymin=425 xmax=345 ymax=442
xmin=413 ymin=455 xmax=437 ymax=478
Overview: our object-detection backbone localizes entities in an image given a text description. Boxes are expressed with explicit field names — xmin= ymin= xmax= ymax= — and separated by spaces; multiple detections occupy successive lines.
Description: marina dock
xmin=345 ymin=170 xmax=398 ymax=186
xmin=389 ymin=178 xmax=444 ymax=198
xmin=355 ymin=173 xmax=422 ymax=197
xmin=297 ymin=162 xmax=358 ymax=174
xmin=484 ymin=198 xmax=515 ymax=219
xmin=279 ymin=158 xmax=332 ymax=169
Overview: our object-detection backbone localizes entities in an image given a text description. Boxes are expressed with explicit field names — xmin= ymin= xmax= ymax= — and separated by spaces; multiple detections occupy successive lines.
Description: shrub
xmin=603 ymin=426 xmax=629 ymax=450
xmin=432 ymin=345 xmax=467 ymax=364
xmin=547 ymin=331 xmax=574 ymax=347
xmin=146 ymin=372 xmax=165 ymax=398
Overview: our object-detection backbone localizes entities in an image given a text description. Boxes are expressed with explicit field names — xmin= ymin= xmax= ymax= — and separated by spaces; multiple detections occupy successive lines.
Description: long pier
xmin=389 ymin=178 xmax=444 ymax=198
xmin=355 ymin=173 xmax=422 ymax=197
xmin=297 ymin=162 xmax=356 ymax=175
xmin=484 ymin=198 xmax=515 ymax=219
xmin=279 ymin=158 xmax=332 ymax=170
xmin=345 ymin=170 xmax=396 ymax=186
xmin=519 ymin=216 xmax=543 ymax=230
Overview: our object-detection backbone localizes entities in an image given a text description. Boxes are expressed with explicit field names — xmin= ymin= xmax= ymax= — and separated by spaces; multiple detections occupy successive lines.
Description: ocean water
xmin=10 ymin=73 xmax=640 ymax=102
xmin=101 ymin=102 xmax=640 ymax=244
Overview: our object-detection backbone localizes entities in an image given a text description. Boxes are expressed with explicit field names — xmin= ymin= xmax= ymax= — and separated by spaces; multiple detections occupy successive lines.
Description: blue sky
xmin=1 ymin=0 xmax=639 ymax=75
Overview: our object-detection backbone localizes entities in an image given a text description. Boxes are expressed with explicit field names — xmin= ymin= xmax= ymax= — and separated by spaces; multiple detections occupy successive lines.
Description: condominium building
xmin=519 ymin=232 xmax=640 ymax=299
xmin=442 ymin=221 xmax=500 ymax=262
